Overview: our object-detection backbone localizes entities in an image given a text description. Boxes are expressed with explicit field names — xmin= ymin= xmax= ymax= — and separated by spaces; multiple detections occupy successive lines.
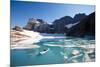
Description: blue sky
xmin=11 ymin=1 xmax=95 ymax=27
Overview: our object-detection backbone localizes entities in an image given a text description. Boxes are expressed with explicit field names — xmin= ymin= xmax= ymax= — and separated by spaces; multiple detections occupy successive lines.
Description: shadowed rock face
xmin=66 ymin=12 xmax=95 ymax=37
xmin=22 ymin=13 xmax=88 ymax=34
xmin=12 ymin=26 xmax=23 ymax=31
xmin=73 ymin=13 xmax=87 ymax=23
xmin=53 ymin=16 xmax=74 ymax=33
xmin=52 ymin=14 xmax=87 ymax=33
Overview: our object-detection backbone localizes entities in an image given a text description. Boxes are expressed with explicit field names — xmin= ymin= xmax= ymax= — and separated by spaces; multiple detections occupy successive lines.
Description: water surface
xmin=11 ymin=34 xmax=95 ymax=66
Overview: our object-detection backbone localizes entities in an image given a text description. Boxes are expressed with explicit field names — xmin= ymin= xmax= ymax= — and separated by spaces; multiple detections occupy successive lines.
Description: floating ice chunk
xmin=43 ymin=44 xmax=62 ymax=47
xmin=86 ymin=49 xmax=95 ymax=54
xmin=79 ymin=44 xmax=95 ymax=49
xmin=64 ymin=56 xmax=68 ymax=59
xmin=82 ymin=52 xmax=91 ymax=62
xmin=72 ymin=60 xmax=78 ymax=63
xmin=43 ymin=36 xmax=66 ymax=39
xmin=72 ymin=50 xmax=80 ymax=55
xmin=68 ymin=54 xmax=83 ymax=61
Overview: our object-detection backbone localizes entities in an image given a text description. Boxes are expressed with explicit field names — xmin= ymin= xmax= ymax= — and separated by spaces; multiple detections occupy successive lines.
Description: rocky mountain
xmin=66 ymin=12 xmax=95 ymax=37
xmin=23 ymin=18 xmax=40 ymax=30
xmin=21 ymin=13 xmax=91 ymax=34
xmin=23 ymin=18 xmax=53 ymax=33
xmin=53 ymin=16 xmax=74 ymax=33
xmin=73 ymin=13 xmax=87 ymax=22
xmin=12 ymin=26 xmax=23 ymax=31
xmin=52 ymin=14 xmax=87 ymax=33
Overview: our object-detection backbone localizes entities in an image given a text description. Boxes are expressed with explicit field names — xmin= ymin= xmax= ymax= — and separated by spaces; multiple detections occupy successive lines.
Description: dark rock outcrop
xmin=22 ymin=13 xmax=87 ymax=34
xmin=23 ymin=18 xmax=40 ymax=30
xmin=52 ymin=14 xmax=87 ymax=33
xmin=23 ymin=18 xmax=52 ymax=33
xmin=12 ymin=26 xmax=23 ymax=31
xmin=73 ymin=13 xmax=87 ymax=22
xmin=66 ymin=12 xmax=95 ymax=37
xmin=53 ymin=16 xmax=74 ymax=33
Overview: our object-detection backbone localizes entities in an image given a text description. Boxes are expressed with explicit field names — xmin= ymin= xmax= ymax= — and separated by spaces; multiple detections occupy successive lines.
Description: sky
xmin=11 ymin=0 xmax=95 ymax=27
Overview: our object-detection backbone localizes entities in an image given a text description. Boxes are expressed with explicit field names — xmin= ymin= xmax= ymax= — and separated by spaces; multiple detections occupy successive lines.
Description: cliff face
xmin=20 ymin=13 xmax=93 ymax=35
xmin=23 ymin=18 xmax=40 ymax=30
xmin=52 ymin=14 xmax=87 ymax=33
xmin=12 ymin=26 xmax=23 ymax=31
xmin=23 ymin=18 xmax=55 ymax=33
xmin=66 ymin=12 xmax=95 ymax=37
xmin=73 ymin=13 xmax=87 ymax=23
xmin=53 ymin=16 xmax=74 ymax=33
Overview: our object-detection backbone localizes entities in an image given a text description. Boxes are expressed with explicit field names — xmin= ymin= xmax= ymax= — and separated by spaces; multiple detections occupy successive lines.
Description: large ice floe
xmin=10 ymin=29 xmax=43 ymax=49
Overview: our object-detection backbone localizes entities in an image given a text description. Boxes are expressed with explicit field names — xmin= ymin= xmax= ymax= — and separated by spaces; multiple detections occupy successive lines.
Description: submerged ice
xmin=11 ymin=34 xmax=95 ymax=66
xmin=38 ymin=35 xmax=95 ymax=63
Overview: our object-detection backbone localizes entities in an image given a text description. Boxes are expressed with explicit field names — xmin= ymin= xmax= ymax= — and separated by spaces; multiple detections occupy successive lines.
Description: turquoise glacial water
xmin=11 ymin=34 xmax=95 ymax=66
